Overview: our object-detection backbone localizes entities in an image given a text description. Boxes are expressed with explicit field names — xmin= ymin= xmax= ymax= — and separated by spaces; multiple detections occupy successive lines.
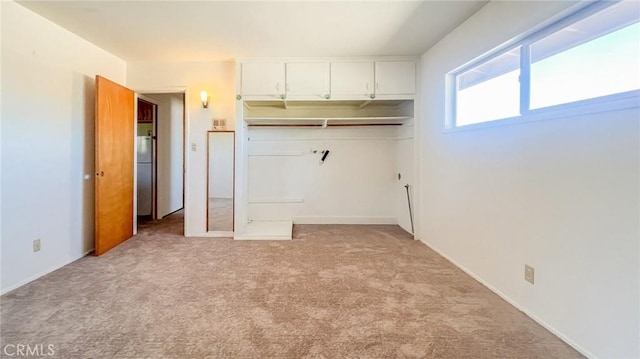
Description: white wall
xmin=1 ymin=1 xmax=126 ymax=293
xmin=127 ymin=61 xmax=236 ymax=236
xmin=145 ymin=93 xmax=184 ymax=218
xmin=419 ymin=1 xmax=639 ymax=358
xmin=208 ymin=132 xmax=234 ymax=199
xmin=246 ymin=127 xmax=402 ymax=224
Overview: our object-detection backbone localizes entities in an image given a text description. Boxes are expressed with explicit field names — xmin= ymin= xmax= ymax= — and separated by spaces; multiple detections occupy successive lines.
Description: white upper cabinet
xmin=240 ymin=59 xmax=416 ymax=100
xmin=374 ymin=61 xmax=416 ymax=95
xmin=241 ymin=62 xmax=285 ymax=97
xmin=286 ymin=62 xmax=330 ymax=99
xmin=330 ymin=61 xmax=375 ymax=98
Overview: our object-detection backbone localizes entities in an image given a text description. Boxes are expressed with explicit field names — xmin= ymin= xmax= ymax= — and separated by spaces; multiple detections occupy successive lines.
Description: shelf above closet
xmin=245 ymin=116 xmax=410 ymax=127
xmin=243 ymin=99 xmax=414 ymax=127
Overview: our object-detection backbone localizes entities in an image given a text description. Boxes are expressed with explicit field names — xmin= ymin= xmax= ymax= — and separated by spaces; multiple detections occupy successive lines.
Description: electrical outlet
xmin=33 ymin=239 xmax=41 ymax=253
xmin=191 ymin=143 xmax=197 ymax=151
xmin=524 ymin=264 xmax=535 ymax=284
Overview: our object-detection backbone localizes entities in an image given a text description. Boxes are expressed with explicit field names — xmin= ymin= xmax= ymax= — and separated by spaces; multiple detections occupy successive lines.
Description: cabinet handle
xmin=280 ymin=94 xmax=287 ymax=100
xmin=324 ymin=94 xmax=331 ymax=100
xmin=370 ymin=94 xmax=376 ymax=99
xmin=365 ymin=82 xmax=369 ymax=91
xmin=276 ymin=82 xmax=280 ymax=92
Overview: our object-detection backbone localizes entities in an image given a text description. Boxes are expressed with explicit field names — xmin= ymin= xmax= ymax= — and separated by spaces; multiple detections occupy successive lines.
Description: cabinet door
xmin=286 ymin=62 xmax=330 ymax=99
xmin=330 ymin=61 xmax=374 ymax=97
xmin=241 ymin=62 xmax=285 ymax=97
xmin=375 ymin=61 xmax=416 ymax=95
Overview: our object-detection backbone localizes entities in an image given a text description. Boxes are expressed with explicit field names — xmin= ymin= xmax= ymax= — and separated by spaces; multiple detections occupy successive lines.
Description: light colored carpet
xmin=208 ymin=197 xmax=233 ymax=231
xmin=1 ymin=211 xmax=582 ymax=358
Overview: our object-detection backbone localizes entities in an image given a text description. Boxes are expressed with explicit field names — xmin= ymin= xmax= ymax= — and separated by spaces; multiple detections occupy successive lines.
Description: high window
xmin=451 ymin=1 xmax=640 ymax=128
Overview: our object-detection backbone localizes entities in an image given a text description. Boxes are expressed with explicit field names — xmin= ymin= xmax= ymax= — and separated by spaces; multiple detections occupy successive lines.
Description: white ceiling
xmin=17 ymin=0 xmax=488 ymax=62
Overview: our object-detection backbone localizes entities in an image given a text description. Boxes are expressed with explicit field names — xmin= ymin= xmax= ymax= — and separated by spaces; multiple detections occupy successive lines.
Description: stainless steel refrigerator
xmin=137 ymin=136 xmax=153 ymax=216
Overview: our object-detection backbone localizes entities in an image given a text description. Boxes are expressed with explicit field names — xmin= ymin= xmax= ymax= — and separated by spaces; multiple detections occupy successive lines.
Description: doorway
xmin=136 ymin=93 xmax=185 ymax=224
xmin=136 ymin=97 xmax=156 ymax=220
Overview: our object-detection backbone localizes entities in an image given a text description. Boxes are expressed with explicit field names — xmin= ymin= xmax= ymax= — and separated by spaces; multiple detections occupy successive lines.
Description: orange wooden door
xmin=95 ymin=76 xmax=135 ymax=256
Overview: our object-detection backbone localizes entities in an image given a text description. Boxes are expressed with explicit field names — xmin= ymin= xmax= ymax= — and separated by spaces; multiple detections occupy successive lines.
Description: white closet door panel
xmin=330 ymin=61 xmax=374 ymax=97
xmin=241 ymin=62 xmax=285 ymax=96
xmin=286 ymin=62 xmax=330 ymax=98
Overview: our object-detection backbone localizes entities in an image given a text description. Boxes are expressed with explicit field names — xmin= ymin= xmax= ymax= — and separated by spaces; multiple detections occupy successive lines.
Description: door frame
xmin=133 ymin=87 xmax=188 ymax=234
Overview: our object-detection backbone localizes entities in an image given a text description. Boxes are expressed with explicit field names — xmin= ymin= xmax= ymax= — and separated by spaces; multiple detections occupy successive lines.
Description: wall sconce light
xmin=200 ymin=90 xmax=210 ymax=109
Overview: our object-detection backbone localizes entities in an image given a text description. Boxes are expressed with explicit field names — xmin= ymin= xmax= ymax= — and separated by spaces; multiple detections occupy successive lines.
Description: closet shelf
xmin=244 ymin=99 xmax=412 ymax=110
xmin=245 ymin=116 xmax=410 ymax=127
xmin=243 ymin=99 xmax=414 ymax=127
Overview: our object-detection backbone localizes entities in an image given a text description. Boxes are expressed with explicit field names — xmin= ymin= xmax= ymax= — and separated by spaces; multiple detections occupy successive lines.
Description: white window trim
xmin=444 ymin=89 xmax=640 ymax=134
xmin=446 ymin=0 xmax=640 ymax=132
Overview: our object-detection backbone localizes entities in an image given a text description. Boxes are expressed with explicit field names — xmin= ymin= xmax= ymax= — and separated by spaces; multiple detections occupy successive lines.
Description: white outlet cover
xmin=524 ymin=264 xmax=535 ymax=284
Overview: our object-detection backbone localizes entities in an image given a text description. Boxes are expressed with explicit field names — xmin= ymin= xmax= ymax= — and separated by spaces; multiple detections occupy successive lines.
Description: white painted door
xmin=286 ymin=62 xmax=330 ymax=99
xmin=374 ymin=61 xmax=416 ymax=95
xmin=241 ymin=62 xmax=285 ymax=97
xmin=330 ymin=61 xmax=374 ymax=98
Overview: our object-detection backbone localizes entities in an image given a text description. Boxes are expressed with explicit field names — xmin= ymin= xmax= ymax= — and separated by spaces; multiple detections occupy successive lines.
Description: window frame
xmin=448 ymin=1 xmax=640 ymax=131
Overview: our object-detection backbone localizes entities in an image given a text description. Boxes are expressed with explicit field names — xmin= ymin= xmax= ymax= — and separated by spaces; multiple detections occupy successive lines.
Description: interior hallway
xmin=0 ymin=213 xmax=581 ymax=358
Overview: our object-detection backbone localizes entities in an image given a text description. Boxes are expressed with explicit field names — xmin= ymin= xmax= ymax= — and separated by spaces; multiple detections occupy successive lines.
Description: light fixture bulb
xmin=200 ymin=90 xmax=209 ymax=108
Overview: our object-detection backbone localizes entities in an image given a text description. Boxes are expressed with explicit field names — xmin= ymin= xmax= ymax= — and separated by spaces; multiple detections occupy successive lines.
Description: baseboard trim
xmin=1 ymin=249 xmax=93 ymax=295
xmin=162 ymin=207 xmax=184 ymax=219
xmin=234 ymin=220 xmax=292 ymax=240
xmin=233 ymin=235 xmax=292 ymax=241
xmin=293 ymin=216 xmax=397 ymax=225
xmin=419 ymin=238 xmax=595 ymax=359
xmin=198 ymin=231 xmax=234 ymax=238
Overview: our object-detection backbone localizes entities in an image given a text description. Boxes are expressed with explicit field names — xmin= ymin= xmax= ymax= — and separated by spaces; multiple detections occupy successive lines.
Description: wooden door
xmin=95 ymin=75 xmax=135 ymax=256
